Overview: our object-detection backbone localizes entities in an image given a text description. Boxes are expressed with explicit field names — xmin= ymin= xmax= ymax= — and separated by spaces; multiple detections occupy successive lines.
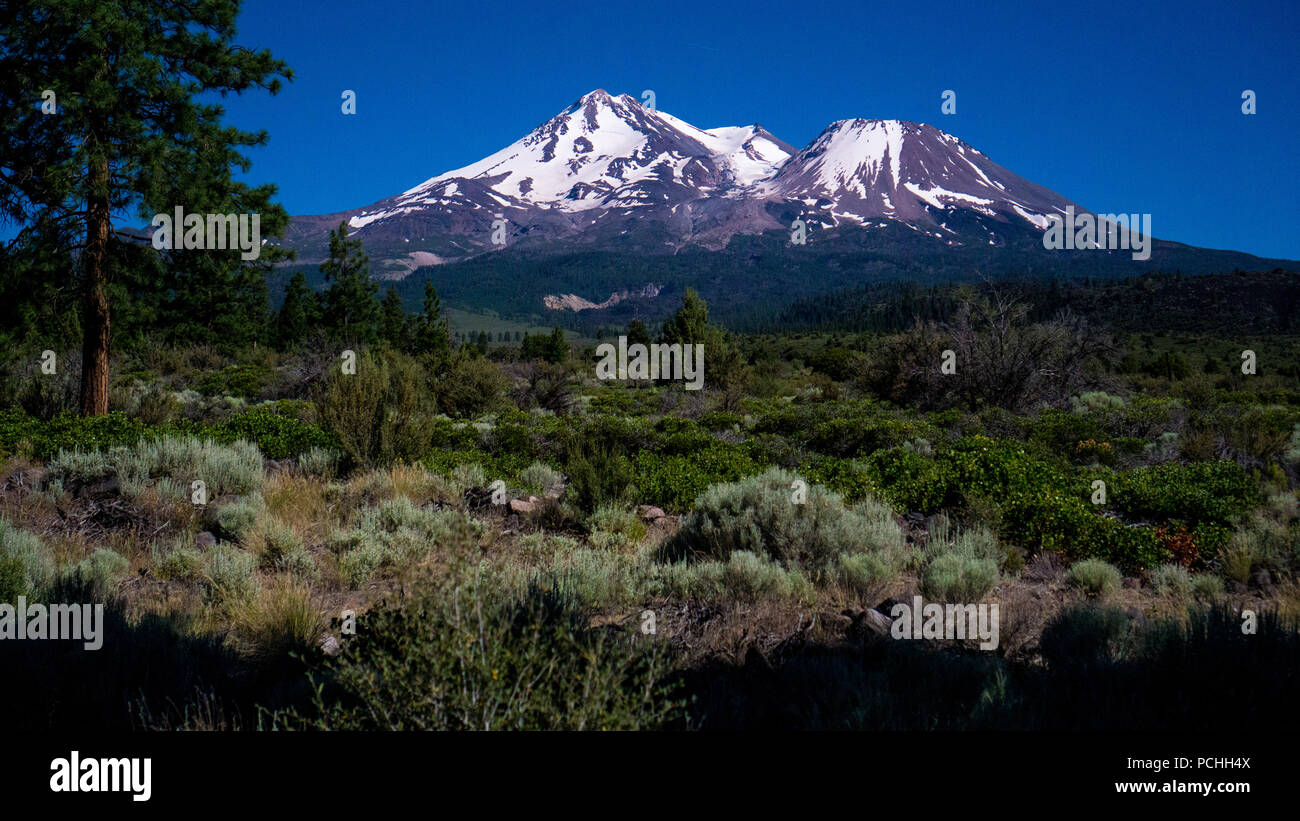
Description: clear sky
xmin=22 ymin=0 xmax=1300 ymax=259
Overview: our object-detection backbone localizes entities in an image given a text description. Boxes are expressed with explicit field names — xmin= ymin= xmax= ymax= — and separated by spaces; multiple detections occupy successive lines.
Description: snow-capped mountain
xmin=766 ymin=118 xmax=1074 ymax=230
xmin=282 ymin=89 xmax=1082 ymax=273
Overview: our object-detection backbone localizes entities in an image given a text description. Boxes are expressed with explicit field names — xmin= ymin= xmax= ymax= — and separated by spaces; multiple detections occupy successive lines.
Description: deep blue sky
xmin=26 ymin=0 xmax=1300 ymax=258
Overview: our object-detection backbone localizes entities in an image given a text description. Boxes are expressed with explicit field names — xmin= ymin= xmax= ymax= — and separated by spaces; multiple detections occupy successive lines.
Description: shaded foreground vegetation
xmin=2 ymin=275 xmax=1300 ymax=731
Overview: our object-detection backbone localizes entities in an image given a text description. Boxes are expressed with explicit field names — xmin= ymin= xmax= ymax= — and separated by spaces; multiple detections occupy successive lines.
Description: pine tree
xmin=321 ymin=222 xmax=379 ymax=343
xmin=410 ymin=280 xmax=450 ymax=361
xmin=547 ymin=326 xmax=568 ymax=363
xmin=379 ymin=285 xmax=408 ymax=349
xmin=0 ymin=0 xmax=292 ymax=414
xmin=626 ymin=319 xmax=652 ymax=348
xmin=659 ymin=288 xmax=711 ymax=345
xmin=275 ymin=272 xmax=318 ymax=349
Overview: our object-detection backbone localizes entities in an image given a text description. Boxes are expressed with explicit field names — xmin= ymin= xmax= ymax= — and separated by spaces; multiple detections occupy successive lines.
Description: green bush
xmin=0 ymin=409 xmax=148 ymax=460
xmin=1111 ymin=461 xmax=1257 ymax=526
xmin=659 ymin=468 xmax=903 ymax=572
xmin=214 ymin=494 xmax=267 ymax=541
xmin=328 ymin=499 xmax=484 ymax=588
xmin=631 ymin=446 xmax=760 ymax=511
xmin=999 ymin=492 xmax=1168 ymax=572
xmin=920 ymin=553 xmax=999 ymax=602
xmin=318 ymin=349 xmax=438 ymax=468
xmin=208 ymin=407 xmax=336 ymax=461
xmin=0 ymin=520 xmax=54 ymax=602
xmin=66 ymin=549 xmax=130 ymax=597
xmin=1190 ymin=574 xmax=1225 ymax=601
xmin=517 ymin=461 xmax=564 ymax=496
xmin=1040 ymin=603 xmax=1132 ymax=669
xmin=836 ymin=551 xmax=900 ymax=600
xmin=863 ymin=446 xmax=951 ymax=513
xmin=587 ymin=504 xmax=646 ymax=552
xmin=1149 ymin=563 xmax=1191 ymax=599
xmin=201 ymin=544 xmax=260 ymax=604
xmin=718 ymin=551 xmax=813 ymax=602
xmin=194 ymin=364 xmax=271 ymax=399
xmin=564 ymin=437 xmax=637 ymax=515
xmin=47 ymin=435 xmax=264 ymax=500
xmin=436 ymin=355 xmax=509 ymax=419
xmin=284 ymin=576 xmax=683 ymax=730
xmin=1065 ymin=559 xmax=1123 ymax=598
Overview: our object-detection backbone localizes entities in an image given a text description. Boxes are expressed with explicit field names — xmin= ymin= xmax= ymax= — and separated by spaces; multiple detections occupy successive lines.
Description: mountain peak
xmin=291 ymin=90 xmax=1083 ymax=270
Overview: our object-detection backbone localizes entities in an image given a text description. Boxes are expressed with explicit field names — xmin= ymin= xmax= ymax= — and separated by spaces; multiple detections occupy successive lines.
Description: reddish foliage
xmin=1156 ymin=524 xmax=1199 ymax=568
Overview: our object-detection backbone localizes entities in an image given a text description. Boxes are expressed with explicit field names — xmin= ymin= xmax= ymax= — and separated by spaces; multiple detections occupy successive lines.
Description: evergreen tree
xmin=275 ymin=271 xmax=318 ymax=349
xmin=659 ymin=288 xmax=711 ymax=345
xmin=658 ymin=288 xmax=746 ymax=391
xmin=0 ymin=0 xmax=292 ymax=414
xmin=626 ymin=319 xmax=652 ymax=348
xmin=547 ymin=326 xmax=568 ymax=363
xmin=321 ymin=221 xmax=379 ymax=343
xmin=379 ymin=285 xmax=409 ymax=349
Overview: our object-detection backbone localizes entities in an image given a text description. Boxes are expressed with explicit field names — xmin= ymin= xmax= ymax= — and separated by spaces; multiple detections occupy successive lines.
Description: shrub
xmin=564 ymin=438 xmax=636 ymax=515
xmin=659 ymin=468 xmax=903 ymax=572
xmin=285 ymin=575 xmax=683 ymax=730
xmin=210 ymin=408 xmax=336 ymax=461
xmin=517 ymin=461 xmax=564 ymax=496
xmin=66 ymin=549 xmax=130 ymax=597
xmin=152 ymin=539 xmax=203 ymax=581
xmin=335 ymin=538 xmax=385 ymax=589
xmin=1065 ymin=559 xmax=1123 ymax=598
xmin=235 ymin=579 xmax=325 ymax=660
xmin=194 ymin=364 xmax=270 ymax=399
xmin=718 ymin=551 xmax=813 ymax=602
xmin=920 ymin=553 xmax=999 ymax=602
xmin=587 ymin=504 xmax=647 ymax=552
xmin=546 ymin=548 xmax=634 ymax=609
xmin=436 ymin=355 xmax=509 ymax=419
xmin=630 ymin=447 xmax=758 ymax=511
xmin=0 ymin=553 xmax=27 ymax=604
xmin=297 ymin=446 xmax=340 ymax=478
xmin=47 ymin=435 xmax=264 ymax=500
xmin=277 ymin=547 xmax=319 ymax=580
xmin=863 ymin=446 xmax=951 ymax=513
xmin=0 ymin=409 xmax=147 ymax=460
xmin=1040 ymin=603 xmax=1131 ymax=669
xmin=0 ymin=520 xmax=54 ymax=601
xmin=1149 ymin=563 xmax=1192 ymax=599
xmin=1220 ymin=535 xmax=1256 ymax=584
xmin=1190 ymin=574 xmax=1226 ymax=601
xmin=214 ymin=494 xmax=267 ymax=541
xmin=328 ymin=499 xmax=485 ymax=587
xmin=318 ymin=349 xmax=438 ymax=467
xmin=449 ymin=462 xmax=487 ymax=492
xmin=1112 ymin=461 xmax=1257 ymax=526
xmin=202 ymin=544 xmax=260 ymax=604
xmin=836 ymin=551 xmax=900 ymax=601
xmin=243 ymin=516 xmax=304 ymax=569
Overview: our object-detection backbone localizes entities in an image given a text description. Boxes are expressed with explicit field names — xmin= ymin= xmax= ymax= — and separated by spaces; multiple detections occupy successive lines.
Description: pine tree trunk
xmin=79 ymin=158 xmax=111 ymax=416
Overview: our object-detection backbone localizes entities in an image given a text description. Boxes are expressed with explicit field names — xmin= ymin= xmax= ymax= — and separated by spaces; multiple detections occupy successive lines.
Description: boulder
xmin=509 ymin=498 xmax=536 ymax=514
